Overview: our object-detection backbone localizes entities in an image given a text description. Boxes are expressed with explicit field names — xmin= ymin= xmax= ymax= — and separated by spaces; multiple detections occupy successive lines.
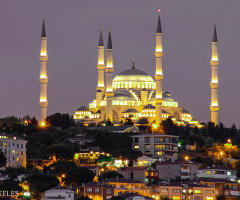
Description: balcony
xmin=181 ymin=169 xmax=189 ymax=173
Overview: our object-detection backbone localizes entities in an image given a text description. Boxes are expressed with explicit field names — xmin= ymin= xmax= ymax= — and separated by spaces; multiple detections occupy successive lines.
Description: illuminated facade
xmin=74 ymin=11 xmax=200 ymax=126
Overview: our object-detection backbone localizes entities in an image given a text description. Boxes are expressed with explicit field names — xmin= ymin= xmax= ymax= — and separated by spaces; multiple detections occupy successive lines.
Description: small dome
xmin=113 ymin=68 xmax=154 ymax=83
xmin=95 ymin=110 xmax=101 ymax=114
xmin=96 ymin=89 xmax=102 ymax=92
xmin=182 ymin=108 xmax=190 ymax=114
xmin=112 ymin=89 xmax=137 ymax=101
xmin=76 ymin=105 xmax=89 ymax=111
xmin=123 ymin=108 xmax=139 ymax=113
xmin=143 ymin=104 xmax=156 ymax=109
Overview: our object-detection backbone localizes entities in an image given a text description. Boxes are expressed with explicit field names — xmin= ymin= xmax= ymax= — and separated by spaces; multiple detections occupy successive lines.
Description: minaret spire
xmin=105 ymin=28 xmax=114 ymax=121
xmin=39 ymin=17 xmax=48 ymax=125
xmin=155 ymin=9 xmax=163 ymax=126
xmin=210 ymin=21 xmax=219 ymax=125
xmin=99 ymin=25 xmax=104 ymax=46
xmin=156 ymin=9 xmax=162 ymax=33
xmin=131 ymin=59 xmax=136 ymax=69
xmin=41 ymin=17 xmax=46 ymax=37
xmin=96 ymin=26 xmax=105 ymax=109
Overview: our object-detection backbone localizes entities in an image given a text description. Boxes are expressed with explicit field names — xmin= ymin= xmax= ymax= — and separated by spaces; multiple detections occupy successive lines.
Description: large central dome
xmin=113 ymin=68 xmax=155 ymax=83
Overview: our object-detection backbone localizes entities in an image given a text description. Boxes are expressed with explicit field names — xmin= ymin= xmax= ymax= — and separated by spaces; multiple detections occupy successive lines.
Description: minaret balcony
xmin=155 ymin=51 xmax=163 ymax=57
xmin=210 ymin=105 xmax=219 ymax=112
xmin=210 ymin=82 xmax=219 ymax=88
xmin=155 ymin=74 xmax=163 ymax=81
xmin=211 ymin=60 xmax=219 ymax=66
xmin=39 ymin=55 xmax=48 ymax=61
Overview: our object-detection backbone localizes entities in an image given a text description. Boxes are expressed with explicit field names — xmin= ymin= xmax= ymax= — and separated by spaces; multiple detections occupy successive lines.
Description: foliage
xmin=137 ymin=117 xmax=149 ymax=124
xmin=0 ymin=152 xmax=7 ymax=167
xmin=65 ymin=167 xmax=95 ymax=187
xmin=48 ymin=144 xmax=75 ymax=160
xmin=112 ymin=148 xmax=142 ymax=163
xmin=0 ymin=178 xmax=23 ymax=192
xmin=124 ymin=117 xmax=134 ymax=125
xmin=106 ymin=118 xmax=114 ymax=126
xmin=25 ymin=173 xmax=59 ymax=198
xmin=47 ymin=160 xmax=78 ymax=176
xmin=99 ymin=171 xmax=123 ymax=181
xmin=46 ymin=113 xmax=76 ymax=129
xmin=77 ymin=196 xmax=92 ymax=200
xmin=1 ymin=167 xmax=26 ymax=178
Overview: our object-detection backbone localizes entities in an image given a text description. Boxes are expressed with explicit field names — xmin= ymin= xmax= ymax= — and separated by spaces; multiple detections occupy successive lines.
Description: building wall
xmin=0 ymin=136 xmax=27 ymax=168
xmin=42 ymin=189 xmax=75 ymax=200
xmin=197 ymin=169 xmax=237 ymax=181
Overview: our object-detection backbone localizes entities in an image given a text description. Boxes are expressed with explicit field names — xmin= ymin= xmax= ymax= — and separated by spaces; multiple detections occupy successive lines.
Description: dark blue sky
xmin=0 ymin=1 xmax=239 ymax=127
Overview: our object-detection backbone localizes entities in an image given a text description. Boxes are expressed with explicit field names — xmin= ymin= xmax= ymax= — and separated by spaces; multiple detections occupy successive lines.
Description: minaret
xmin=210 ymin=21 xmax=219 ymax=125
xmin=96 ymin=26 xmax=105 ymax=109
xmin=155 ymin=9 xmax=163 ymax=126
xmin=97 ymin=26 xmax=105 ymax=92
xmin=105 ymin=28 xmax=114 ymax=121
xmin=39 ymin=17 xmax=48 ymax=124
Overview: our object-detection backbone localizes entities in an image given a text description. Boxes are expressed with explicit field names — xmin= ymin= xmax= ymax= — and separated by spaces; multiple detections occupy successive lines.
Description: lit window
xmin=194 ymin=190 xmax=202 ymax=194
xmin=227 ymin=171 xmax=231 ymax=176
xmin=173 ymin=196 xmax=180 ymax=200
xmin=12 ymin=150 xmax=15 ymax=154
xmin=207 ymin=171 xmax=210 ymax=175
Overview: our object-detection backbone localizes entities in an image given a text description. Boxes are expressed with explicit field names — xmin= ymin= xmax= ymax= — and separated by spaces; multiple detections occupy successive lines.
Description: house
xmin=0 ymin=133 xmax=27 ymax=168
xmin=134 ymin=155 xmax=158 ymax=167
xmin=131 ymin=133 xmax=179 ymax=159
xmin=118 ymin=166 xmax=159 ymax=183
xmin=197 ymin=166 xmax=237 ymax=181
xmin=41 ymin=186 xmax=75 ymax=200
xmin=102 ymin=177 xmax=146 ymax=196
xmin=75 ymin=183 xmax=114 ymax=200
xmin=65 ymin=133 xmax=95 ymax=145
xmin=155 ymin=158 xmax=201 ymax=180
xmin=98 ymin=125 xmax=140 ymax=133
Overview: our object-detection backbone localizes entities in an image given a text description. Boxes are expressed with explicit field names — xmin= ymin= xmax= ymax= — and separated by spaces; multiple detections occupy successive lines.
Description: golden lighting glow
xmin=156 ymin=49 xmax=162 ymax=52
xmin=211 ymin=103 xmax=218 ymax=106
xmin=220 ymin=151 xmax=223 ymax=155
xmin=98 ymin=83 xmax=104 ymax=86
xmin=211 ymin=58 xmax=218 ymax=61
xmin=40 ymin=52 xmax=47 ymax=56
xmin=98 ymin=62 xmax=104 ymax=65
xmin=40 ymin=75 xmax=47 ymax=79
xmin=107 ymin=65 xmax=113 ymax=68
xmin=41 ymin=122 xmax=45 ymax=126
xmin=185 ymin=156 xmax=189 ymax=160
xmin=152 ymin=124 xmax=157 ymax=129
xmin=40 ymin=99 xmax=47 ymax=102
xmin=62 ymin=174 xmax=65 ymax=178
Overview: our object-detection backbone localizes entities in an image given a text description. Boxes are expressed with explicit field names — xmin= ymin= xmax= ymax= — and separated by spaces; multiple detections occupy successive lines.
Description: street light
xmin=218 ymin=151 xmax=223 ymax=160
xmin=185 ymin=156 xmax=189 ymax=161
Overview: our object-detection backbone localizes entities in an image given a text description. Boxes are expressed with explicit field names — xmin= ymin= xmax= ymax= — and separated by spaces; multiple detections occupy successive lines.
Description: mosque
xmin=38 ymin=11 xmax=219 ymax=127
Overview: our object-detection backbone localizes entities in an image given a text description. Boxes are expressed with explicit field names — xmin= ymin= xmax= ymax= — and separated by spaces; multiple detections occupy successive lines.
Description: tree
xmin=65 ymin=167 xmax=95 ymax=187
xmin=0 ymin=152 xmax=7 ymax=167
xmin=106 ymin=118 xmax=114 ymax=126
xmin=110 ymin=196 xmax=124 ymax=200
xmin=124 ymin=117 xmax=134 ymax=125
xmin=61 ymin=113 xmax=71 ymax=129
xmin=0 ymin=178 xmax=23 ymax=192
xmin=48 ymin=144 xmax=75 ymax=160
xmin=99 ymin=171 xmax=123 ymax=181
xmin=48 ymin=160 xmax=78 ymax=176
xmin=137 ymin=117 xmax=149 ymax=125
xmin=158 ymin=117 xmax=175 ymax=135
xmin=25 ymin=173 xmax=60 ymax=198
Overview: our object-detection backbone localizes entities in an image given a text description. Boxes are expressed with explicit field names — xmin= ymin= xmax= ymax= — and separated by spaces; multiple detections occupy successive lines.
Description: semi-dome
xmin=111 ymin=89 xmax=137 ymax=101
xmin=113 ymin=68 xmax=154 ymax=83
xmin=149 ymin=91 xmax=175 ymax=102
xmin=76 ymin=105 xmax=89 ymax=111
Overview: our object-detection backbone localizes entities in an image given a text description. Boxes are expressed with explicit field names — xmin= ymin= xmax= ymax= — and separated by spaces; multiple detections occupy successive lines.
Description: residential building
xmin=120 ymin=193 xmax=153 ymax=200
xmin=102 ymin=177 xmax=145 ymax=196
xmin=193 ymin=177 xmax=240 ymax=199
xmin=41 ymin=186 xmax=75 ymax=200
xmin=197 ymin=166 xmax=237 ymax=181
xmin=142 ymin=182 xmax=216 ymax=200
xmin=74 ymin=150 xmax=111 ymax=164
xmin=134 ymin=155 xmax=158 ymax=167
xmin=118 ymin=166 xmax=159 ymax=183
xmin=155 ymin=158 xmax=201 ymax=180
xmin=0 ymin=133 xmax=27 ymax=168
xmin=75 ymin=183 xmax=114 ymax=200
xmin=131 ymin=133 xmax=179 ymax=159
xmin=65 ymin=133 xmax=95 ymax=145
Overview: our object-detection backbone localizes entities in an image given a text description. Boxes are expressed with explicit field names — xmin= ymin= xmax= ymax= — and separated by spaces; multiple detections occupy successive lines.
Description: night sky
xmin=0 ymin=1 xmax=239 ymax=127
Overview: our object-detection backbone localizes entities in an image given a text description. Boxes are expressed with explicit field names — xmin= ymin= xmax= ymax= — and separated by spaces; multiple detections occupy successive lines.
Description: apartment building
xmin=118 ymin=166 xmax=159 ymax=183
xmin=102 ymin=177 xmax=146 ymax=196
xmin=41 ymin=186 xmax=74 ymax=200
xmin=142 ymin=182 xmax=216 ymax=200
xmin=0 ymin=133 xmax=27 ymax=168
xmin=75 ymin=183 xmax=114 ymax=200
xmin=197 ymin=167 xmax=237 ymax=182
xmin=131 ymin=133 xmax=179 ymax=159
xmin=155 ymin=158 xmax=201 ymax=180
